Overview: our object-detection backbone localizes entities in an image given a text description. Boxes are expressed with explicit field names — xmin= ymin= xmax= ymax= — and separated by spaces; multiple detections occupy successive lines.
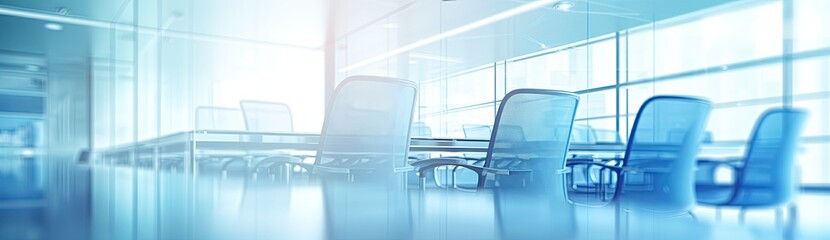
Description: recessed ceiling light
xmin=383 ymin=23 xmax=399 ymax=29
xmin=44 ymin=23 xmax=63 ymax=31
xmin=553 ymin=1 xmax=574 ymax=12
xmin=24 ymin=65 xmax=40 ymax=72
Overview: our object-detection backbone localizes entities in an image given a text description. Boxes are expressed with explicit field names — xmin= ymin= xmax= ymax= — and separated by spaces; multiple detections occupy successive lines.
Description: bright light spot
xmin=24 ymin=65 xmax=40 ymax=72
xmin=553 ymin=1 xmax=574 ymax=12
xmin=382 ymin=23 xmax=399 ymax=29
xmin=44 ymin=23 xmax=63 ymax=31
xmin=21 ymin=149 xmax=34 ymax=156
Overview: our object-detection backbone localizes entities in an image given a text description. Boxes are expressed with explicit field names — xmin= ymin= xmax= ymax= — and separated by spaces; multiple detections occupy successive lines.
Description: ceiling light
xmin=383 ymin=23 xmax=399 ymax=29
xmin=21 ymin=149 xmax=34 ymax=156
xmin=44 ymin=23 xmax=63 ymax=31
xmin=24 ymin=65 xmax=40 ymax=72
xmin=409 ymin=52 xmax=464 ymax=63
xmin=553 ymin=1 xmax=574 ymax=12
xmin=339 ymin=0 xmax=557 ymax=73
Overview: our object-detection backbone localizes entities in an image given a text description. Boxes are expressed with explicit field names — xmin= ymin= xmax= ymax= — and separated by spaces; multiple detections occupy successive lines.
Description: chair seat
xmin=695 ymin=184 xmax=733 ymax=205
xmin=696 ymin=184 xmax=787 ymax=207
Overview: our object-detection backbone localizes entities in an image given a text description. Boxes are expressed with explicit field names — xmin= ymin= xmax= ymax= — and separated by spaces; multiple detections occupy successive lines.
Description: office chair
xmin=239 ymin=100 xmax=293 ymax=132
xmin=248 ymin=76 xmax=418 ymax=239
xmin=193 ymin=106 xmax=250 ymax=174
xmin=571 ymin=96 xmax=711 ymax=238
xmin=695 ymin=108 xmax=807 ymax=233
xmin=409 ymin=122 xmax=433 ymax=160
xmin=568 ymin=124 xmax=600 ymax=195
xmin=461 ymin=124 xmax=492 ymax=163
xmin=413 ymin=89 xmax=580 ymax=239
xmin=195 ymin=106 xmax=246 ymax=131
xmin=410 ymin=124 xmax=492 ymax=188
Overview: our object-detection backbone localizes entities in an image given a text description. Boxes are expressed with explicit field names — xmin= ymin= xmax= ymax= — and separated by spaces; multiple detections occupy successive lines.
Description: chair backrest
xmin=315 ymin=76 xmax=417 ymax=240
xmin=195 ymin=106 xmax=245 ymax=131
xmin=314 ymin=76 xmax=417 ymax=173
xmin=411 ymin=121 xmax=432 ymax=137
xmin=484 ymin=89 xmax=579 ymax=172
xmin=486 ymin=89 xmax=579 ymax=239
xmin=620 ymin=96 xmax=711 ymax=213
xmin=595 ymin=128 xmax=623 ymax=144
xmin=462 ymin=124 xmax=491 ymax=139
xmin=571 ymin=124 xmax=597 ymax=144
xmin=239 ymin=100 xmax=293 ymax=132
xmin=731 ymin=108 xmax=807 ymax=206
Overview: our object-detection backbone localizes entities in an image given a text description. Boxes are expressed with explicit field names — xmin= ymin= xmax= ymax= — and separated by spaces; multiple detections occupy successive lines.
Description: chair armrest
xmin=410 ymin=157 xmax=469 ymax=169
xmin=416 ymin=160 xmax=539 ymax=176
xmin=567 ymin=156 xmax=623 ymax=164
xmin=566 ymin=161 xmax=620 ymax=170
xmin=620 ymin=167 xmax=672 ymax=174
xmin=251 ymin=155 xmax=305 ymax=169
xmin=414 ymin=160 xmax=484 ymax=175
xmin=698 ymin=157 xmax=743 ymax=168
xmin=279 ymin=162 xmax=376 ymax=175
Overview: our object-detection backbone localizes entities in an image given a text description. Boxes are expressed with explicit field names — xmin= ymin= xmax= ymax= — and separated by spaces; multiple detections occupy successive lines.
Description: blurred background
xmin=0 ymin=0 xmax=829 ymax=239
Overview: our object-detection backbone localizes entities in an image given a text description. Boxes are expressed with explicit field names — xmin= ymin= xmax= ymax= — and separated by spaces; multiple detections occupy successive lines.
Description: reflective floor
xmin=84 ymin=163 xmax=830 ymax=240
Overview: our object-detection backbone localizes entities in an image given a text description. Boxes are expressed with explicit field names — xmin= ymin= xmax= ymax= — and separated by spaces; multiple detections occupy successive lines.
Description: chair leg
xmin=715 ymin=207 xmax=721 ymax=222
xmin=775 ymin=207 xmax=784 ymax=229
xmin=785 ymin=203 xmax=798 ymax=240
xmin=614 ymin=202 xmax=621 ymax=240
xmin=738 ymin=207 xmax=747 ymax=225
xmin=419 ymin=175 xmax=426 ymax=192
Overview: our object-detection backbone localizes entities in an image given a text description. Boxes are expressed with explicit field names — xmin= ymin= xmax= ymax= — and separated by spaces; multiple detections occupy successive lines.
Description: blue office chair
xmin=413 ymin=89 xmax=579 ymax=239
xmin=412 ymin=124 xmax=491 ymax=188
xmin=695 ymin=108 xmax=807 ymax=229
xmin=568 ymin=124 xmax=603 ymax=195
xmin=252 ymin=76 xmax=417 ymax=239
xmin=409 ymin=122 xmax=433 ymax=161
xmin=461 ymin=124 xmax=491 ymax=162
xmin=566 ymin=125 xmax=624 ymax=202
xmin=572 ymin=96 xmax=711 ymax=237
xmin=231 ymin=101 xmax=304 ymax=179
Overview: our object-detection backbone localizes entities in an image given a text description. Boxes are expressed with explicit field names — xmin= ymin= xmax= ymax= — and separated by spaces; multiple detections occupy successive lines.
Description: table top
xmin=97 ymin=130 xmax=744 ymax=164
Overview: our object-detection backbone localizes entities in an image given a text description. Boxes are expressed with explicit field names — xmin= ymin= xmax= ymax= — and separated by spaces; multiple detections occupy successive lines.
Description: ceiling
xmin=0 ymin=0 xmax=739 ymax=83
xmin=335 ymin=0 xmax=739 ymax=77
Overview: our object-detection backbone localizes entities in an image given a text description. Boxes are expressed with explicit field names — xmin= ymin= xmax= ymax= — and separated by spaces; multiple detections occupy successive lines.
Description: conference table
xmin=96 ymin=129 xmax=747 ymax=170
xmin=96 ymin=130 xmax=641 ymax=170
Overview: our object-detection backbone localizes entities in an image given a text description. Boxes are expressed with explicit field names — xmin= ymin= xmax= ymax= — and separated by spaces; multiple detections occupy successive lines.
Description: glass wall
xmin=336 ymin=0 xmax=830 ymax=187
xmin=92 ymin=0 xmax=326 ymax=150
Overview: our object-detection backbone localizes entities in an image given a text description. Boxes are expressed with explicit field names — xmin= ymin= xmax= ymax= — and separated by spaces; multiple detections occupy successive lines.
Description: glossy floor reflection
xmin=90 ymin=165 xmax=830 ymax=240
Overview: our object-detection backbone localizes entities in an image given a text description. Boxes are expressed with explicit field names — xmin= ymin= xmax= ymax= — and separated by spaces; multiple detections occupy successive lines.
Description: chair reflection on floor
xmin=413 ymin=89 xmax=580 ymax=239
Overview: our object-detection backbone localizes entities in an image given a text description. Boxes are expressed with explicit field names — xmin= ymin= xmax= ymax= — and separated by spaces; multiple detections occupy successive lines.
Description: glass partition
xmin=334 ymin=0 xmax=830 ymax=187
